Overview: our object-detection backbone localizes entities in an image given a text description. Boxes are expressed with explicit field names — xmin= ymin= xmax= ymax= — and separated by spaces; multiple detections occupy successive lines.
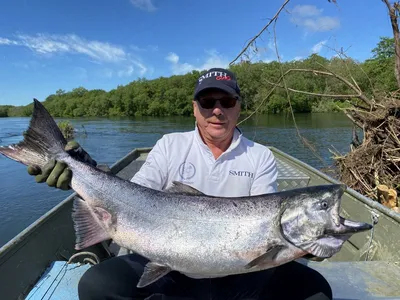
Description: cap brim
xmin=195 ymin=82 xmax=239 ymax=99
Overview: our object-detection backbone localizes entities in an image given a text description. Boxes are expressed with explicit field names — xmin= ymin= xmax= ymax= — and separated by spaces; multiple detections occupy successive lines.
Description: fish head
xmin=279 ymin=184 xmax=372 ymax=258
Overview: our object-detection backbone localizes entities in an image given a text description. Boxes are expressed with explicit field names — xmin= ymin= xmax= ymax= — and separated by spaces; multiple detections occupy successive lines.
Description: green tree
xmin=372 ymin=37 xmax=395 ymax=60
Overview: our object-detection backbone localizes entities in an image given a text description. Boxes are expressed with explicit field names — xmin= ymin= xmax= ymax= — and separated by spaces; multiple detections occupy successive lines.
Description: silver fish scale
xmin=67 ymin=158 xmax=294 ymax=276
xmin=114 ymin=209 xmax=280 ymax=275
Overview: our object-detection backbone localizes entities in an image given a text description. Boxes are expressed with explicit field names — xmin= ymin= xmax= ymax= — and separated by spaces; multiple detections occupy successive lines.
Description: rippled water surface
xmin=0 ymin=113 xmax=354 ymax=247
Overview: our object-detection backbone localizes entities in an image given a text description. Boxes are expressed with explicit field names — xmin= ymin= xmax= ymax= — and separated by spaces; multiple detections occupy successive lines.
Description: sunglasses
xmin=197 ymin=96 xmax=239 ymax=109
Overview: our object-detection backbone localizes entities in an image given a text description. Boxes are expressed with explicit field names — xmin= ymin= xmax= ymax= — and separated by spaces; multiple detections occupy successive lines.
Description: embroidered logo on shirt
xmin=229 ymin=170 xmax=254 ymax=178
xmin=179 ymin=162 xmax=196 ymax=180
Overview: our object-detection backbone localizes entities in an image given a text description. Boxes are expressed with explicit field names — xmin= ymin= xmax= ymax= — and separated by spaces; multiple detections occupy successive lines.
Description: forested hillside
xmin=1 ymin=38 xmax=396 ymax=118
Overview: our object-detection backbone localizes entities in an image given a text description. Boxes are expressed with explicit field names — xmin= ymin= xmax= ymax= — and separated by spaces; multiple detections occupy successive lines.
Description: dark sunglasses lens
xmin=220 ymin=97 xmax=237 ymax=108
xmin=198 ymin=97 xmax=237 ymax=109
xmin=198 ymin=98 xmax=216 ymax=109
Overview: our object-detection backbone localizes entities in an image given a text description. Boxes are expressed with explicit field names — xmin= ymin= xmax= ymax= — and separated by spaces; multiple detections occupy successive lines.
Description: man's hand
xmin=65 ymin=140 xmax=97 ymax=166
xmin=27 ymin=140 xmax=97 ymax=190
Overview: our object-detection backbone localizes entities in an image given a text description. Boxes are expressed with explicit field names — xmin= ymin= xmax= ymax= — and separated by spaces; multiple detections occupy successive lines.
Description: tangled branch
xmin=231 ymin=0 xmax=399 ymax=211
xmin=229 ymin=0 xmax=291 ymax=66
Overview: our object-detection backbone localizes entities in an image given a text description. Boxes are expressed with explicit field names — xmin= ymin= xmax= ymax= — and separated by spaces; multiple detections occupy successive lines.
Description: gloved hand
xmin=27 ymin=140 xmax=97 ymax=190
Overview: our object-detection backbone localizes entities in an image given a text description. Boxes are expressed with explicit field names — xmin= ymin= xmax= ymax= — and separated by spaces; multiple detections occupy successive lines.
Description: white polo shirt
xmin=131 ymin=126 xmax=278 ymax=197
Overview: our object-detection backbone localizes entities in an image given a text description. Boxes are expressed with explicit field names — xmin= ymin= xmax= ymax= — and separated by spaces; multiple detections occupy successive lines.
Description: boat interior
xmin=2 ymin=147 xmax=399 ymax=300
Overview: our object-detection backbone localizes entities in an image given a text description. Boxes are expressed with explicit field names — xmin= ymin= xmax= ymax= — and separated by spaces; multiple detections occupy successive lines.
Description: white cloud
xmin=291 ymin=5 xmax=340 ymax=32
xmin=130 ymin=0 xmax=156 ymax=12
xmin=293 ymin=56 xmax=304 ymax=61
xmin=1 ymin=33 xmax=127 ymax=63
xmin=165 ymin=50 xmax=229 ymax=75
xmin=311 ymin=40 xmax=327 ymax=54
xmin=0 ymin=37 xmax=18 ymax=45
xmin=292 ymin=5 xmax=322 ymax=17
xmin=0 ymin=33 xmax=149 ymax=78
xmin=302 ymin=17 xmax=340 ymax=32
xmin=116 ymin=61 xmax=147 ymax=78
xmin=131 ymin=60 xmax=148 ymax=76
xmin=200 ymin=50 xmax=230 ymax=70
xmin=166 ymin=52 xmax=179 ymax=64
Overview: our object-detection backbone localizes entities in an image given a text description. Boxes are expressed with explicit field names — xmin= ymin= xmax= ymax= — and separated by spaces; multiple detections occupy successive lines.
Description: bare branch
xmin=315 ymin=62 xmax=373 ymax=105
xmin=271 ymin=18 xmax=326 ymax=165
xmin=284 ymin=67 xmax=373 ymax=106
xmin=265 ymin=79 xmax=361 ymax=99
xmin=240 ymin=65 xmax=374 ymax=127
xmin=382 ymin=0 xmax=400 ymax=88
xmin=328 ymin=45 xmax=376 ymax=94
xmin=229 ymin=0 xmax=291 ymax=65
xmin=340 ymin=109 xmax=364 ymax=129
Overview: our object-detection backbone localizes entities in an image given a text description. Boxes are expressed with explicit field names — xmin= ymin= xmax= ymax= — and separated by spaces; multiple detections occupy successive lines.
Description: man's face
xmin=193 ymin=89 xmax=241 ymax=142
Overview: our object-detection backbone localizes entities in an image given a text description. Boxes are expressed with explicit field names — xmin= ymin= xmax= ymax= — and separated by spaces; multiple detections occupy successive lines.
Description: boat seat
xmin=275 ymin=158 xmax=310 ymax=191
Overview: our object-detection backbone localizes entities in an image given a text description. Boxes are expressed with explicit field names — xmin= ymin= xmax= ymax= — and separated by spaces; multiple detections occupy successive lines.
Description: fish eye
xmin=320 ymin=201 xmax=328 ymax=210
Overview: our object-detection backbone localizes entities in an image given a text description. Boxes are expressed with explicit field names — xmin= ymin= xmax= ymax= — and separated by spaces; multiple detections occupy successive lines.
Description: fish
xmin=0 ymin=99 xmax=373 ymax=288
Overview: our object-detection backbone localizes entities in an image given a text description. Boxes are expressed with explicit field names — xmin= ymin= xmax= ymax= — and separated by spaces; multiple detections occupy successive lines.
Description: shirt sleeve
xmin=250 ymin=149 xmax=278 ymax=196
xmin=130 ymin=136 xmax=169 ymax=191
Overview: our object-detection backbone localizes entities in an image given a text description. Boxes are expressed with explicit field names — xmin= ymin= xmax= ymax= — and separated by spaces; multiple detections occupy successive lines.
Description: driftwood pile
xmin=333 ymin=94 xmax=400 ymax=212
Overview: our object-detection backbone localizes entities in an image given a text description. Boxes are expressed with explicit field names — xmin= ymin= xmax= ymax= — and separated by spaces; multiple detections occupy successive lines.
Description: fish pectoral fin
xmin=137 ymin=262 xmax=171 ymax=288
xmin=245 ymin=244 xmax=286 ymax=269
xmin=72 ymin=198 xmax=112 ymax=250
xmin=303 ymin=254 xmax=326 ymax=262
xmin=166 ymin=181 xmax=207 ymax=196
xmin=299 ymin=235 xmax=348 ymax=258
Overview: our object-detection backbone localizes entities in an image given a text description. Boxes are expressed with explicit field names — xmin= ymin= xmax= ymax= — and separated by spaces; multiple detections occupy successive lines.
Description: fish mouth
xmin=301 ymin=217 xmax=373 ymax=258
xmin=327 ymin=216 xmax=373 ymax=235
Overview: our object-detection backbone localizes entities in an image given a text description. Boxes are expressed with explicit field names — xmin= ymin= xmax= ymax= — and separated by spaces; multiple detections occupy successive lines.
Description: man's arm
xmin=250 ymin=149 xmax=278 ymax=196
xmin=130 ymin=137 xmax=169 ymax=191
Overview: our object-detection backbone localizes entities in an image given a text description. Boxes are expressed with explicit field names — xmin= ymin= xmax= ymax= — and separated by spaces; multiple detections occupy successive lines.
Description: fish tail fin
xmin=0 ymin=99 xmax=68 ymax=168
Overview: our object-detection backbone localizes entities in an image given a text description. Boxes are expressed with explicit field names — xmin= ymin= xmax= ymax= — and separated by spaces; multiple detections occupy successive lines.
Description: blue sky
xmin=0 ymin=0 xmax=393 ymax=106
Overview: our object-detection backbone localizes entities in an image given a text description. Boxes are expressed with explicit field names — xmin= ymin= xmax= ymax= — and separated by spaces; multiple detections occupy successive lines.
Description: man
xmin=131 ymin=68 xmax=278 ymax=197
xmin=28 ymin=68 xmax=332 ymax=300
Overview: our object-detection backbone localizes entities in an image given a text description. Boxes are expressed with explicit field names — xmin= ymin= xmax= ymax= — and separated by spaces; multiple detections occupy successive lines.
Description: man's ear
xmin=192 ymin=100 xmax=197 ymax=117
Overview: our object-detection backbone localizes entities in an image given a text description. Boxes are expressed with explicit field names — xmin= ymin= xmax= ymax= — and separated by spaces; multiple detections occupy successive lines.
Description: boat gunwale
xmin=269 ymin=146 xmax=400 ymax=223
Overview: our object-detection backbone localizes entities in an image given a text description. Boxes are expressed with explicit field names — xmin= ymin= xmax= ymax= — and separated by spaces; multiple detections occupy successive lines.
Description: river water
xmin=0 ymin=113 xmax=354 ymax=247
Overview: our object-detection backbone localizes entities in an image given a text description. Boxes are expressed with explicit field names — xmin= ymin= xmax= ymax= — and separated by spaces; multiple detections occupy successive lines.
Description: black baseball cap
xmin=194 ymin=68 xmax=241 ymax=100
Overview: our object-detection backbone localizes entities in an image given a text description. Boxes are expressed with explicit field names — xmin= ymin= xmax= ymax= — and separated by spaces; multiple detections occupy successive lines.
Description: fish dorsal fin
xmin=137 ymin=262 xmax=171 ymax=288
xmin=166 ymin=181 xmax=206 ymax=196
xmin=72 ymin=197 xmax=112 ymax=250
xmin=245 ymin=244 xmax=286 ymax=269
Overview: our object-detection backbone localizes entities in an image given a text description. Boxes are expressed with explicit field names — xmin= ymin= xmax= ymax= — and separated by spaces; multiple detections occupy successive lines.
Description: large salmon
xmin=0 ymin=99 xmax=372 ymax=288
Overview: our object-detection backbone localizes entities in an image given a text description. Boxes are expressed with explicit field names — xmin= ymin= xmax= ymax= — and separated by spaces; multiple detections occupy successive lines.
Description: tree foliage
xmin=372 ymin=37 xmax=395 ymax=60
xmin=0 ymin=39 xmax=396 ymax=118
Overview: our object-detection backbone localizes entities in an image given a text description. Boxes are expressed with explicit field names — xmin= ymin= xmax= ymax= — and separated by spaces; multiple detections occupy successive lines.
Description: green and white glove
xmin=27 ymin=140 xmax=97 ymax=190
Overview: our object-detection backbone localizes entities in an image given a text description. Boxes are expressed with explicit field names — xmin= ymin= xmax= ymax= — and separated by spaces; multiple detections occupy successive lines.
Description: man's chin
xmin=206 ymin=128 xmax=231 ymax=140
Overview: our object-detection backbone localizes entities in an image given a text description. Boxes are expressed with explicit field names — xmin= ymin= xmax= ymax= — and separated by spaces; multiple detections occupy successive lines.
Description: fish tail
xmin=0 ymin=99 xmax=68 ymax=168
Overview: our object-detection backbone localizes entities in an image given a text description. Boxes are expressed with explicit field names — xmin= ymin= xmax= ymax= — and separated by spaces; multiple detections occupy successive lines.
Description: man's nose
xmin=212 ymin=101 xmax=224 ymax=115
